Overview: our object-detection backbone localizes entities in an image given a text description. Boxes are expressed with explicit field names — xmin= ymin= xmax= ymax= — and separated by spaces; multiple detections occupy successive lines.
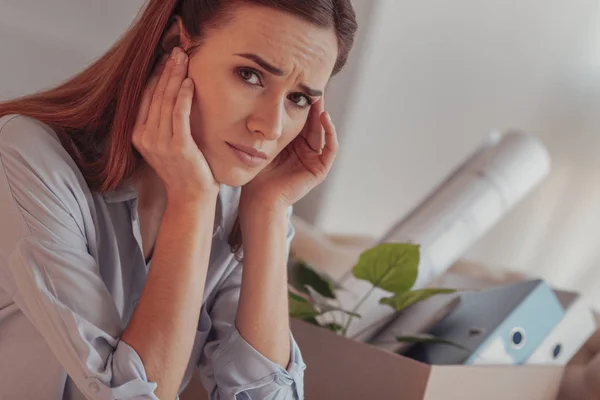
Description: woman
xmin=0 ymin=0 xmax=356 ymax=399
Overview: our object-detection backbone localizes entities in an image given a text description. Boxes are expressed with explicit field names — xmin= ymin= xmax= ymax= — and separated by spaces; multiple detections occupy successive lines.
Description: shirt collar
xmin=215 ymin=184 xmax=241 ymax=237
xmin=102 ymin=179 xmax=138 ymax=204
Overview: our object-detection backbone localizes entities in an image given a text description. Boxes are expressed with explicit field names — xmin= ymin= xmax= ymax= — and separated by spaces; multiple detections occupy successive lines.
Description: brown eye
xmin=289 ymin=93 xmax=311 ymax=109
xmin=237 ymin=68 xmax=261 ymax=86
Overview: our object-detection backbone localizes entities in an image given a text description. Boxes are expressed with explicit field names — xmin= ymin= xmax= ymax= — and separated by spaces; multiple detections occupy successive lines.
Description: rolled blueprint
xmin=337 ymin=130 xmax=552 ymax=340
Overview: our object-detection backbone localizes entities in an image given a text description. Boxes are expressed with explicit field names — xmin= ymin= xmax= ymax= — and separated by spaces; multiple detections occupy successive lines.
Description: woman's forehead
xmin=204 ymin=4 xmax=338 ymax=81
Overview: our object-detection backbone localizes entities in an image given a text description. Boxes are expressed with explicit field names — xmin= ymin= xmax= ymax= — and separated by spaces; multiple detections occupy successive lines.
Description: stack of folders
xmin=368 ymin=280 xmax=596 ymax=366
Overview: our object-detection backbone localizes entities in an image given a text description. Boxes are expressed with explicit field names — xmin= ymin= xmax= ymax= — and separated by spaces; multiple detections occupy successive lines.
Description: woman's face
xmin=184 ymin=4 xmax=338 ymax=187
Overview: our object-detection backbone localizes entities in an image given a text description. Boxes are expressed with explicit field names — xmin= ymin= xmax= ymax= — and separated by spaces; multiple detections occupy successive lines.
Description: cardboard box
xmin=291 ymin=318 xmax=564 ymax=400
xmin=290 ymin=269 xmax=597 ymax=400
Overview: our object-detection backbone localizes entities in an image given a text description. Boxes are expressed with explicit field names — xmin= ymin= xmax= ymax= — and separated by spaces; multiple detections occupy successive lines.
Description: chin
xmin=213 ymin=165 xmax=257 ymax=188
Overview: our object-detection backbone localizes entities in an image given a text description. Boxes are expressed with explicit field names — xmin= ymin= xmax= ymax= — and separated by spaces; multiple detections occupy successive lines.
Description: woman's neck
xmin=132 ymin=162 xmax=167 ymax=212
xmin=131 ymin=162 xmax=169 ymax=263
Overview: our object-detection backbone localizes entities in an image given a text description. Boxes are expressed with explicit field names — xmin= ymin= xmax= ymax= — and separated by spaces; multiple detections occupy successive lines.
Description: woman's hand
xmin=242 ymin=97 xmax=338 ymax=209
xmin=132 ymin=47 xmax=219 ymax=203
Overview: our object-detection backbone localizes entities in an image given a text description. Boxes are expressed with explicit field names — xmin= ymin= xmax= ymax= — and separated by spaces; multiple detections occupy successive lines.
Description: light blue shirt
xmin=0 ymin=114 xmax=305 ymax=399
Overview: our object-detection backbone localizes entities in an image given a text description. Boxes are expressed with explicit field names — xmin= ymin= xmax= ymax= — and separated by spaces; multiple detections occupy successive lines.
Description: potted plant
xmin=288 ymin=243 xmax=458 ymax=345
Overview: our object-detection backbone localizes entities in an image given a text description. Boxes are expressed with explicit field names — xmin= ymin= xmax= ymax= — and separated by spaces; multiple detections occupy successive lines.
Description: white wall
xmin=0 ymin=0 xmax=144 ymax=100
xmin=299 ymin=0 xmax=600 ymax=302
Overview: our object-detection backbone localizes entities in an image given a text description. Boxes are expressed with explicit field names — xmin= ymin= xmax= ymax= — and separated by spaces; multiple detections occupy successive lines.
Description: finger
xmin=319 ymin=111 xmax=338 ymax=166
xmin=172 ymin=78 xmax=195 ymax=148
xmin=304 ymin=98 xmax=325 ymax=152
xmin=146 ymin=48 xmax=177 ymax=130
xmin=159 ymin=47 xmax=188 ymax=143
xmin=316 ymin=96 xmax=326 ymax=153
xmin=135 ymin=54 xmax=170 ymax=127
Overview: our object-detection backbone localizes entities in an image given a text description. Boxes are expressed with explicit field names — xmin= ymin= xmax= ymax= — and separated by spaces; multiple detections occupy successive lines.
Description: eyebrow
xmin=234 ymin=52 xmax=323 ymax=97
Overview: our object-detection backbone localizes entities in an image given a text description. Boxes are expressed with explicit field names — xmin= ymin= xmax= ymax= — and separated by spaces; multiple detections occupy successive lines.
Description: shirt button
xmin=89 ymin=382 xmax=100 ymax=393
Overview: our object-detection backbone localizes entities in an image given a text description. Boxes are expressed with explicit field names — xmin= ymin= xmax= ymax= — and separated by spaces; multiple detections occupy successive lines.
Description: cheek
xmin=276 ymin=120 xmax=305 ymax=151
xmin=189 ymin=84 xmax=240 ymax=140
xmin=197 ymin=81 xmax=252 ymax=129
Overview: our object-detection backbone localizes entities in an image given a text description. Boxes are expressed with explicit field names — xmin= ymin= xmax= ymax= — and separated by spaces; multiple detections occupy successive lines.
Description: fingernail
xmin=326 ymin=112 xmax=332 ymax=123
xmin=176 ymin=48 xmax=187 ymax=64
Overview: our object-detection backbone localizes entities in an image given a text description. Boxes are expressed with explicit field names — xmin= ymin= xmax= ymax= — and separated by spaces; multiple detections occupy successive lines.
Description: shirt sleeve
xmin=0 ymin=115 xmax=159 ymax=399
xmin=197 ymin=206 xmax=306 ymax=399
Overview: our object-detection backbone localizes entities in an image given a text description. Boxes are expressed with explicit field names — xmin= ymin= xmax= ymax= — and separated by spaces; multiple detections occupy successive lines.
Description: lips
xmin=227 ymin=142 xmax=268 ymax=159
xmin=226 ymin=142 xmax=268 ymax=168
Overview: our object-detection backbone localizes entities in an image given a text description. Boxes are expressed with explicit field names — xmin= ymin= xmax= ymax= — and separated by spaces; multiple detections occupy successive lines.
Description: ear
xmin=160 ymin=15 xmax=193 ymax=54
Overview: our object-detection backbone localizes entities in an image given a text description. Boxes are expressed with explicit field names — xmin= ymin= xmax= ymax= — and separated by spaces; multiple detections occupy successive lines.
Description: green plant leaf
xmin=323 ymin=323 xmax=344 ymax=333
xmin=396 ymin=334 xmax=471 ymax=353
xmin=321 ymin=307 xmax=362 ymax=319
xmin=305 ymin=286 xmax=362 ymax=318
xmin=352 ymin=243 xmax=420 ymax=294
xmin=380 ymin=288 xmax=457 ymax=312
xmin=288 ymin=292 xmax=320 ymax=320
xmin=288 ymin=259 xmax=337 ymax=299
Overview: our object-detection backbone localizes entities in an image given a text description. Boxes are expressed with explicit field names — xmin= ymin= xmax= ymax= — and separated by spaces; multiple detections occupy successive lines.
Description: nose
xmin=247 ymin=100 xmax=284 ymax=141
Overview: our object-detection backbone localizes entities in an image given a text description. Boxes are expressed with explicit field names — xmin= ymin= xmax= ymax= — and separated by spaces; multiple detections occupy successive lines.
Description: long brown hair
xmin=0 ymin=0 xmax=357 ymax=253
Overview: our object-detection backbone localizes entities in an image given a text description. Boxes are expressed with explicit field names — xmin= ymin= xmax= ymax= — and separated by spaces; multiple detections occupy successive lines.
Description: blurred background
xmin=2 ymin=0 xmax=600 ymax=306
